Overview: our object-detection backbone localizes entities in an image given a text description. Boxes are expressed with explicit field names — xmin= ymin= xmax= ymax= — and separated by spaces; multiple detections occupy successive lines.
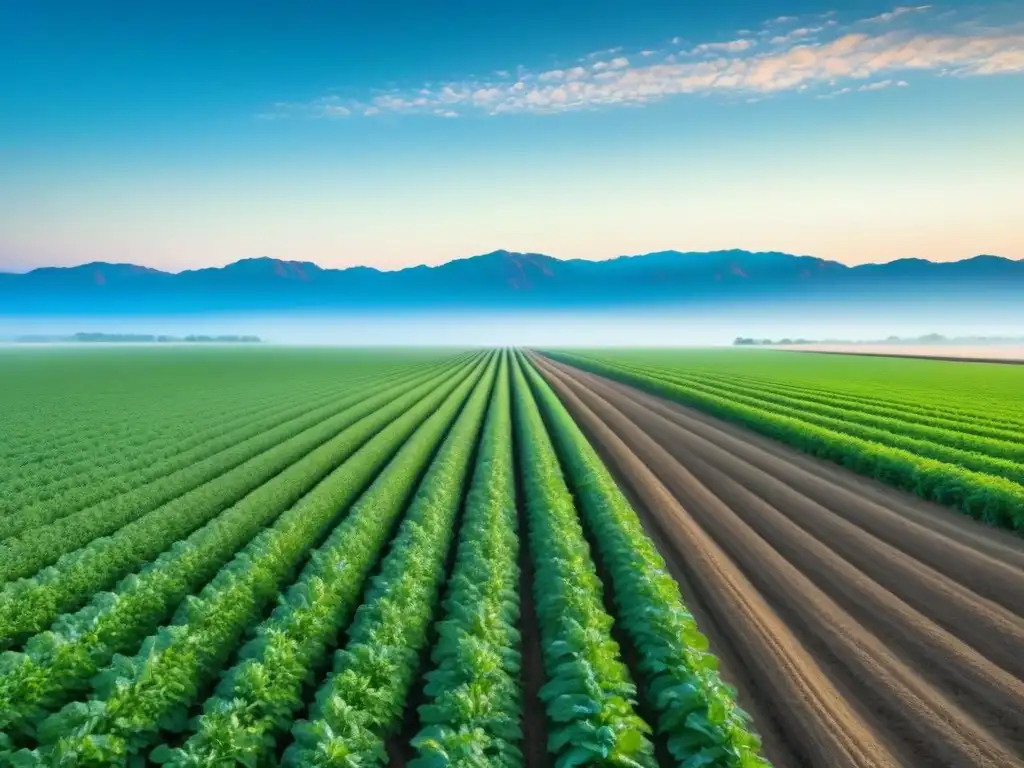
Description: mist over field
xmin=3 ymin=297 xmax=1023 ymax=347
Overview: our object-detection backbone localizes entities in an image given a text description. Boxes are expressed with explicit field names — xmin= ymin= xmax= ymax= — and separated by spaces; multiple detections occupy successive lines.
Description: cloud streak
xmin=271 ymin=6 xmax=1024 ymax=119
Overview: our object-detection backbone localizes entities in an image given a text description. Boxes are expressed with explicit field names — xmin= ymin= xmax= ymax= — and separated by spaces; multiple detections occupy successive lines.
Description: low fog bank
xmin=2 ymin=301 xmax=1022 ymax=347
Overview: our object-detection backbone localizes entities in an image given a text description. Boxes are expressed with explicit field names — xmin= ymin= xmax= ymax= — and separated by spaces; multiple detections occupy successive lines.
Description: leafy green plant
xmin=547 ymin=351 xmax=1024 ymax=531
xmin=281 ymin=354 xmax=502 ymax=768
xmin=13 ymin=357 xmax=490 ymax=766
xmin=0 ymin=357 xmax=481 ymax=741
xmin=409 ymin=352 xmax=523 ymax=768
xmin=157 ymin=354 xmax=497 ymax=767
xmin=510 ymin=354 xmax=656 ymax=768
xmin=521 ymin=353 xmax=770 ymax=768
xmin=0 ymin=357 xmax=478 ymax=654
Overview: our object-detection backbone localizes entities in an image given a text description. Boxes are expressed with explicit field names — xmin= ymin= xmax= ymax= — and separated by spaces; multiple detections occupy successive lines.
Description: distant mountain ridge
xmin=1 ymin=249 xmax=1021 ymax=314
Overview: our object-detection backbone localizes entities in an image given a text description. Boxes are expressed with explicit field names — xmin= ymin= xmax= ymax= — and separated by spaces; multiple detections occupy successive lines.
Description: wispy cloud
xmin=863 ymin=5 xmax=932 ymax=24
xmin=269 ymin=6 xmax=1024 ymax=119
xmin=689 ymin=39 xmax=757 ymax=54
xmin=770 ymin=27 xmax=825 ymax=45
xmin=818 ymin=78 xmax=909 ymax=97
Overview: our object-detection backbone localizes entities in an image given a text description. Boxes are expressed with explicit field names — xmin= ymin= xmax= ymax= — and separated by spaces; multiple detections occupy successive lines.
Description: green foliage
xmin=280 ymin=356 xmax=500 ymax=768
xmin=0 ymin=358 xmax=480 ymax=741
xmin=159 ymin=354 xmax=496 ymax=768
xmin=0 ymin=356 xmax=459 ymax=538
xmin=520 ymin=354 xmax=770 ymax=768
xmin=509 ymin=354 xmax=656 ymax=768
xmin=409 ymin=353 xmax=523 ymax=768
xmin=0 ymin=359 xmax=476 ymax=654
xmin=13 ymin=358 xmax=489 ymax=767
xmin=548 ymin=351 xmax=1024 ymax=532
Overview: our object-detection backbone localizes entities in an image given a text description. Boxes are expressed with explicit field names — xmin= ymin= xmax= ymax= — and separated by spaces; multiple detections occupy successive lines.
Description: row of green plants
xmin=0 ymin=357 xmax=460 ymax=519
xmin=0 ymin=354 xmax=432 ymax=493
xmin=565 ymin=350 xmax=1024 ymax=430
xmin=160 ymin=355 xmax=496 ymax=767
xmin=0 ymin=360 xmax=455 ymax=542
xmin=576 ymin=358 xmax=1024 ymax=468
xmin=0 ymin=349 xmax=450 ymax=462
xmin=0 ymin=359 xmax=478 ymax=651
xmin=409 ymin=353 xmax=523 ymax=767
xmin=510 ymin=354 xmax=657 ymax=768
xmin=0 ymin=360 xmax=481 ymax=741
xmin=10 ymin=358 xmax=491 ymax=766
xmin=281 ymin=355 xmax=500 ymax=767
xmin=660 ymin=367 xmax=1024 ymax=447
xmin=522 ymin=354 xmax=770 ymax=767
xmin=547 ymin=352 xmax=1024 ymax=531
xmin=0 ymin=383 xmax=311 ymax=501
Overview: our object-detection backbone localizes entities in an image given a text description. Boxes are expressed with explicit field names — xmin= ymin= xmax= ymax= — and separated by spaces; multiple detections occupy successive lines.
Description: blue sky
xmin=1 ymin=0 xmax=1022 ymax=273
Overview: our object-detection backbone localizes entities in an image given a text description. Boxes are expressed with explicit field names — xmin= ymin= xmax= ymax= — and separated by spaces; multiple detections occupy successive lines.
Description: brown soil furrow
xmin=553 ymin=361 xmax=1024 ymax=685
xmin=531 ymin=357 xmax=900 ymax=768
xmin=532 ymin=354 xmax=1024 ymax=768
xmin=572 ymin=364 xmax=1024 ymax=610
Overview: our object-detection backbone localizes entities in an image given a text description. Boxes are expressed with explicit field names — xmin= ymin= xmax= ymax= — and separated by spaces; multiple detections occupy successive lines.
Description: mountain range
xmin=1 ymin=250 xmax=1021 ymax=315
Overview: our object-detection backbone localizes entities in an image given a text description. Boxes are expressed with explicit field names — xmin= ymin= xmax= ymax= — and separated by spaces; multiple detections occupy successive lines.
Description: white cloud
xmin=267 ymin=8 xmax=1024 ymax=120
xmin=863 ymin=5 xmax=932 ymax=24
xmin=770 ymin=27 xmax=824 ymax=45
xmin=691 ymin=39 xmax=756 ymax=55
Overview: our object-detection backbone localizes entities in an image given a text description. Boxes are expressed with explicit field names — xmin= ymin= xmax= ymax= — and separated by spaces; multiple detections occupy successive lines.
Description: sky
xmin=1 ymin=0 xmax=1023 ymax=274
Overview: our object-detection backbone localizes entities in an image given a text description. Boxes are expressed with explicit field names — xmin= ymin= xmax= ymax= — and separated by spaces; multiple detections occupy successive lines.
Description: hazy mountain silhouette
xmin=1 ymin=250 xmax=1021 ymax=314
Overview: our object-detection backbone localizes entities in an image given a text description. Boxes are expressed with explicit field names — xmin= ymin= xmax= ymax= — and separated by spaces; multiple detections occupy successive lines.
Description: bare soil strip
xmin=531 ymin=354 xmax=1024 ymax=768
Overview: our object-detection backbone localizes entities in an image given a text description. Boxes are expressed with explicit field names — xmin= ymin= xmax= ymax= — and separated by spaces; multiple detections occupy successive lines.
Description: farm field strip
xmin=633 ymin=366 xmax=1024 ymax=444
xmin=0 ymin=351 xmax=466 ymax=475
xmin=602 ymin=364 xmax=1024 ymax=481
xmin=521 ymin=354 xmax=768 ymax=767
xmin=0 ymin=356 xmax=483 ymax=651
xmin=0 ymin=358 xmax=469 ymax=531
xmin=0 ymin=355 xmax=465 ymax=512
xmin=282 ymin=355 xmax=497 ymax=766
xmin=534 ymin=355 xmax=1024 ymax=768
xmin=562 ymin=355 xmax=1024 ymax=463
xmin=674 ymin=369 xmax=1024 ymax=438
xmin=4 ymin=346 xmax=1023 ymax=768
xmin=409 ymin=353 xmax=523 ymax=765
xmin=170 ymin=353 xmax=497 ymax=767
xmin=0 ymin=358 xmax=487 ymax=742
xmin=548 ymin=350 xmax=1024 ymax=531
xmin=510 ymin=353 xmax=658 ymax=768
xmin=0 ymin=355 xmax=481 ymax=584
xmin=561 ymin=350 xmax=1024 ymax=429
xmin=14 ymin=355 xmax=493 ymax=764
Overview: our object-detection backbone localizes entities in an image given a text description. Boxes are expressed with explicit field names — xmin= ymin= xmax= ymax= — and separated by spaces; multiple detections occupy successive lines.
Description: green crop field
xmin=544 ymin=348 xmax=1024 ymax=532
xmin=0 ymin=347 xmax=766 ymax=768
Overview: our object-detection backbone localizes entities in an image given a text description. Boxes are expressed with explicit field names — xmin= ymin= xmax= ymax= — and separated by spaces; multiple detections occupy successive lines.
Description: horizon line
xmin=1 ymin=248 xmax=1016 ymax=277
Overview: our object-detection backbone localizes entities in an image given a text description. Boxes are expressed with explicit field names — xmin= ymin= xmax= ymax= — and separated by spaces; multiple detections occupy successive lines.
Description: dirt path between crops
xmin=530 ymin=353 xmax=1024 ymax=768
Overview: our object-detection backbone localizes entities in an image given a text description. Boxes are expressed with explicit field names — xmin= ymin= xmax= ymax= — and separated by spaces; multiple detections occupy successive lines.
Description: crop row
xmin=523 ymin=353 xmax=769 ymax=766
xmin=0 ymin=357 xmax=483 ymax=743
xmin=11 ymin=356 xmax=491 ymax=765
xmin=0 ymin=356 xmax=480 ymax=650
xmin=158 ymin=353 xmax=496 ymax=767
xmin=510 ymin=353 xmax=657 ymax=768
xmin=410 ymin=351 xmax=523 ymax=766
xmin=566 ymin=355 xmax=1024 ymax=467
xmin=0 ymin=356 xmax=462 ymax=515
xmin=0 ymin=359 xmax=461 ymax=536
xmin=282 ymin=353 xmax=499 ymax=766
xmin=565 ymin=350 xmax=1024 ymax=431
xmin=547 ymin=352 xmax=1024 ymax=531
